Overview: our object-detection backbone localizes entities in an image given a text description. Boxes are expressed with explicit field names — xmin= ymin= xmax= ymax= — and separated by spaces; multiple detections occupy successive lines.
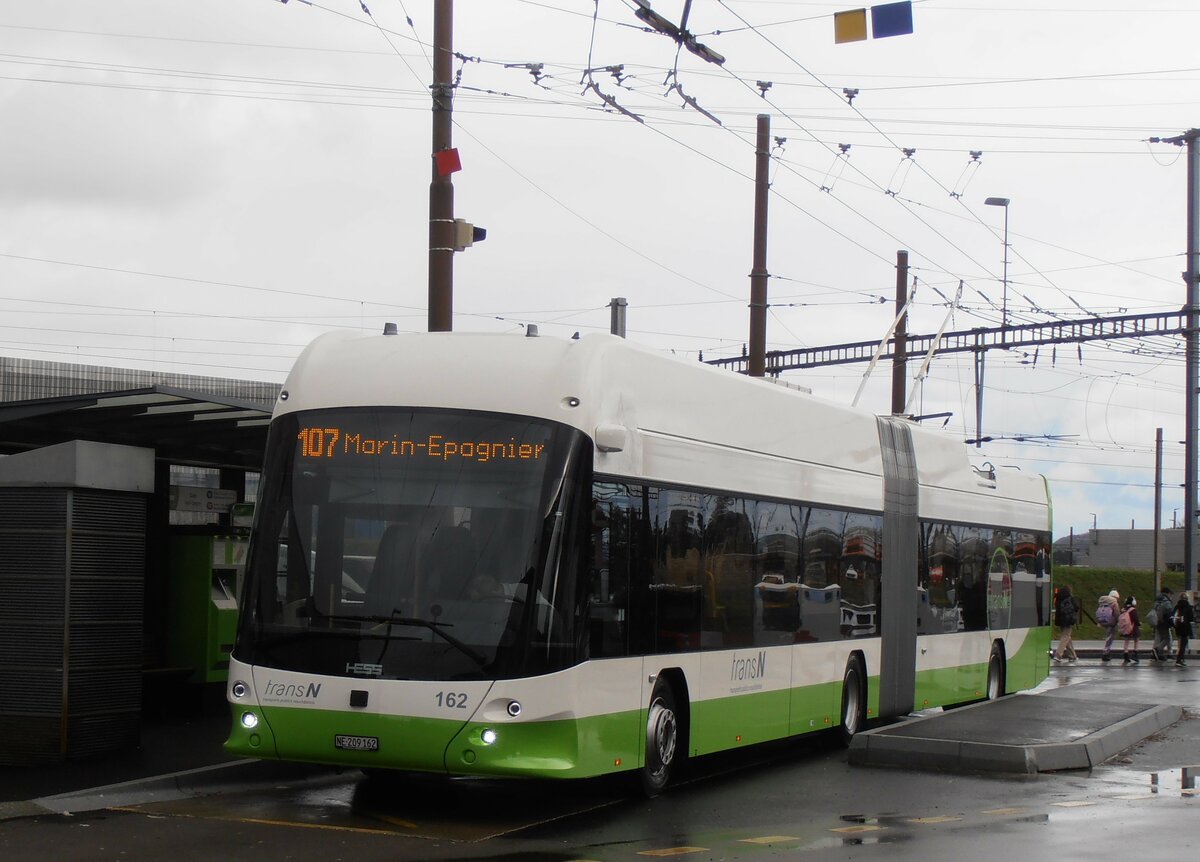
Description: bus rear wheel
xmin=986 ymin=644 xmax=1006 ymax=700
xmin=838 ymin=657 xmax=866 ymax=748
xmin=640 ymin=679 xmax=680 ymax=797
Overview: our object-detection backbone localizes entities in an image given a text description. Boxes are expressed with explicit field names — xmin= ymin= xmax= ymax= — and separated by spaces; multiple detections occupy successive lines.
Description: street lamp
xmin=984 ymin=196 xmax=1010 ymax=340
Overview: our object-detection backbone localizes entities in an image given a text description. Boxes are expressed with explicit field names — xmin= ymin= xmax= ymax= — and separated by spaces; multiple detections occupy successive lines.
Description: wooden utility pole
xmin=748 ymin=114 xmax=770 ymax=377
xmin=1156 ymin=128 xmax=1200 ymax=591
xmin=428 ymin=0 xmax=455 ymax=332
xmin=1186 ymin=129 xmax=1199 ymax=591
xmin=1155 ymin=426 xmax=1163 ymax=596
xmin=891 ymin=250 xmax=909 ymax=414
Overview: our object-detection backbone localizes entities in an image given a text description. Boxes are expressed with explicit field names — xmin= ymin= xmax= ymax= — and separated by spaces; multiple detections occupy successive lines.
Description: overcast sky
xmin=1 ymin=0 xmax=1197 ymax=541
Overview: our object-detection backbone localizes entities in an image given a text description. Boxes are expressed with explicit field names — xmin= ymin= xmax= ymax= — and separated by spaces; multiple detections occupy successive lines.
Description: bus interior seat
xmin=426 ymin=525 xmax=478 ymax=601
xmin=366 ymin=523 xmax=421 ymax=616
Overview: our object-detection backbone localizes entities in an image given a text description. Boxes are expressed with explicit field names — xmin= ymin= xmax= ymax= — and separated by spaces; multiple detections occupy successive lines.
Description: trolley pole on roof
xmin=428 ymin=0 xmax=455 ymax=332
xmin=609 ymin=297 xmax=628 ymax=338
xmin=748 ymin=114 xmax=770 ymax=377
xmin=891 ymin=250 xmax=909 ymax=414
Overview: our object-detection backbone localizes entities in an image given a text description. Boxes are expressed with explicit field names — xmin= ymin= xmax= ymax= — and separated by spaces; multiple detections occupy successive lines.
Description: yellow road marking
xmin=372 ymin=814 xmax=418 ymax=829
xmin=1051 ymin=800 xmax=1096 ymax=808
xmin=638 ymin=848 xmax=708 ymax=857
xmin=907 ymin=816 xmax=962 ymax=824
xmin=983 ymin=807 xmax=1027 ymax=816
xmin=739 ymin=835 xmax=801 ymax=844
xmin=108 ymin=808 xmax=398 ymax=837
xmin=831 ymin=824 xmax=884 ymax=834
xmin=1113 ymin=794 xmax=1158 ymax=800
xmin=239 ymin=817 xmax=400 ymax=834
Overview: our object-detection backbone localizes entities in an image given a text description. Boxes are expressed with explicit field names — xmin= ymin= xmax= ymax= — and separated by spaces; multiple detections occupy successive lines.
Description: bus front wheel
xmin=640 ymin=678 xmax=680 ymax=797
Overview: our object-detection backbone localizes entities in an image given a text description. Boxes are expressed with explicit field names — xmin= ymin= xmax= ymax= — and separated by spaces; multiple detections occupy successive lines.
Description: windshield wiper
xmin=372 ymin=611 xmax=489 ymax=668
xmin=304 ymin=608 xmax=489 ymax=668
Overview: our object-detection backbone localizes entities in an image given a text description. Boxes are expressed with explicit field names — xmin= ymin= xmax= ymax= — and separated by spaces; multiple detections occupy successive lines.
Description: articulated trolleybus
xmin=227 ymin=329 xmax=1051 ymax=794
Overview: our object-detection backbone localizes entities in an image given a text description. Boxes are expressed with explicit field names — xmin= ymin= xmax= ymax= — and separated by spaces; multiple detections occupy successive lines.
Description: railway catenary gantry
xmin=705 ymin=311 xmax=1186 ymax=375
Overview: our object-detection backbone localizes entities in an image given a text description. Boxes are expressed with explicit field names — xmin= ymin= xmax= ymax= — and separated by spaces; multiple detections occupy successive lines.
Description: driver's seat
xmin=425 ymin=525 xmax=477 ymax=601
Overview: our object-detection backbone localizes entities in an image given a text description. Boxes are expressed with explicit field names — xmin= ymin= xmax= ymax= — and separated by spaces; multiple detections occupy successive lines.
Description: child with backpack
xmin=1052 ymin=585 xmax=1079 ymax=663
xmin=1096 ymin=589 xmax=1120 ymax=662
xmin=1174 ymin=592 xmax=1195 ymax=667
xmin=1118 ymin=596 xmax=1139 ymax=664
xmin=1149 ymin=587 xmax=1174 ymax=662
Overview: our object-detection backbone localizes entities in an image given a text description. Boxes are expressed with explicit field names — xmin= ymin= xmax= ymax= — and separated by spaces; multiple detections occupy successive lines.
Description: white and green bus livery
xmin=226 ymin=329 xmax=1051 ymax=794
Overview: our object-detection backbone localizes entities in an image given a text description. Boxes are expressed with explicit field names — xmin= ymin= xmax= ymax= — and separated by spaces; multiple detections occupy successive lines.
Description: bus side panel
xmin=912 ymin=637 xmax=956 ymax=711
xmin=789 ymin=642 xmax=855 ymax=736
xmin=445 ymin=708 xmax=644 ymax=779
xmin=914 ymin=633 xmax=985 ymax=710
xmin=452 ymin=657 xmax=646 ymax=779
xmin=1003 ymin=627 xmax=1051 ymax=692
xmin=690 ymin=689 xmax=792 ymax=755
xmin=688 ymin=645 xmax=791 ymax=755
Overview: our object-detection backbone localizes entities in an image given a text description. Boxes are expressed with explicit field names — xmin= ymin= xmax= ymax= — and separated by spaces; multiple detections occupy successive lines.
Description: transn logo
xmin=263 ymin=680 xmax=322 ymax=700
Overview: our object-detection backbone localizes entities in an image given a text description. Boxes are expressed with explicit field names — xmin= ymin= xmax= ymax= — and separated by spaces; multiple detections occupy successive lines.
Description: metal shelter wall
xmin=0 ymin=487 xmax=147 ymax=764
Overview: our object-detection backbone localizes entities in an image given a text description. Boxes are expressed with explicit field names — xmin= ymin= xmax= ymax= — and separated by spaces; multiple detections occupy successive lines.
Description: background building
xmin=1054 ymin=527 xmax=1186 ymax=571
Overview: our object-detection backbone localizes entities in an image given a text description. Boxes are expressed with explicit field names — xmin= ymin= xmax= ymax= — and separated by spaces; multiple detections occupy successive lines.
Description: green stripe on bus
xmin=227 ymin=703 xmax=646 ymax=779
xmin=226 ymin=640 xmax=1051 ymax=779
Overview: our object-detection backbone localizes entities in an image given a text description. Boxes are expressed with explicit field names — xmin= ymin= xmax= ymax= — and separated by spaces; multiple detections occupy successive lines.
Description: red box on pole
xmin=434 ymin=148 xmax=462 ymax=176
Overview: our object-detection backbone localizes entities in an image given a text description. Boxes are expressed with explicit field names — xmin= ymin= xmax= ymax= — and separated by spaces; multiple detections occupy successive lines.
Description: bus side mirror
xmin=594 ymin=424 xmax=627 ymax=453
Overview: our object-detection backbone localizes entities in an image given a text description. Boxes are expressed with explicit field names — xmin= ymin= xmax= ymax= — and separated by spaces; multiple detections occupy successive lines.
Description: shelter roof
xmin=0 ymin=385 xmax=272 ymax=470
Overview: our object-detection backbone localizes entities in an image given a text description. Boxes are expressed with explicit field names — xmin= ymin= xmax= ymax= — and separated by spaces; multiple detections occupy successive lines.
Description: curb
xmin=2 ymin=760 xmax=330 ymax=822
xmin=849 ymin=698 xmax=1184 ymax=774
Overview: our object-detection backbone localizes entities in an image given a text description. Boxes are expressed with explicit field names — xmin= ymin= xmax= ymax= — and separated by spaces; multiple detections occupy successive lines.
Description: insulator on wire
xmin=886 ymin=149 xmax=916 ymax=197
xmin=949 ymin=151 xmax=982 ymax=199
xmin=819 ymin=145 xmax=851 ymax=193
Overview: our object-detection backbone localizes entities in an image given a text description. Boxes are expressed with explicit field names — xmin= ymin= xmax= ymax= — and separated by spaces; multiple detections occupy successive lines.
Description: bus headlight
xmin=480 ymin=728 xmax=498 ymax=746
xmin=231 ymin=681 xmax=248 ymax=699
xmin=240 ymin=711 xmax=259 ymax=730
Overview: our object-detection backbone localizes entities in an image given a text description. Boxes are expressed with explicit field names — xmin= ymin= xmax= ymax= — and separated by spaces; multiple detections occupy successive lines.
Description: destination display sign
xmin=296 ymin=426 xmax=548 ymax=464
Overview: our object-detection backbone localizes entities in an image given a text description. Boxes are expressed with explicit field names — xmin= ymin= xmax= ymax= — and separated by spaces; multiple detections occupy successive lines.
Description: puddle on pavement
xmin=1147 ymin=766 xmax=1200 ymax=797
xmin=1101 ymin=766 xmax=1200 ymax=799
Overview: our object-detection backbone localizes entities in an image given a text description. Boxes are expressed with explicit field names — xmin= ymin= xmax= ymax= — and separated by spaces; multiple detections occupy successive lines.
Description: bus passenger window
xmin=704 ymin=503 xmax=756 ymax=649
xmin=587 ymin=487 xmax=638 ymax=658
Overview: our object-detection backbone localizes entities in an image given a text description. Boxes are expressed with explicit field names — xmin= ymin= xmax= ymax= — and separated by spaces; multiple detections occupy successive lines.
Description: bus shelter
xmin=0 ymin=386 xmax=272 ymax=764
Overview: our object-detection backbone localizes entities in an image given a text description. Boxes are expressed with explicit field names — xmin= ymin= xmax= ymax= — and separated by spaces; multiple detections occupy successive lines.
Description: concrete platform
xmin=849 ymin=693 xmax=1183 ymax=774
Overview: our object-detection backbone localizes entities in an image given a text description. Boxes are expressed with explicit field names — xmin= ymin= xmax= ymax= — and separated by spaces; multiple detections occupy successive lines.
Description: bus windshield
xmin=234 ymin=407 xmax=589 ymax=681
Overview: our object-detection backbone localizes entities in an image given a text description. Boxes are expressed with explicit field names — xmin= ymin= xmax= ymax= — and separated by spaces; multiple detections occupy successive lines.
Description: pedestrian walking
xmin=1174 ymin=591 xmax=1195 ymax=667
xmin=1096 ymin=589 xmax=1120 ymax=662
xmin=1052 ymin=585 xmax=1079 ymax=663
xmin=1150 ymin=587 xmax=1174 ymax=661
xmin=1119 ymin=596 xmax=1139 ymax=663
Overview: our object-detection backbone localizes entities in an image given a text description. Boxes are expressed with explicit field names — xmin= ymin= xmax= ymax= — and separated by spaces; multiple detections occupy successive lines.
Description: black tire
xmin=838 ymin=657 xmax=866 ymax=748
xmin=640 ymin=679 xmax=681 ymax=797
xmin=986 ymin=643 xmax=1006 ymax=700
